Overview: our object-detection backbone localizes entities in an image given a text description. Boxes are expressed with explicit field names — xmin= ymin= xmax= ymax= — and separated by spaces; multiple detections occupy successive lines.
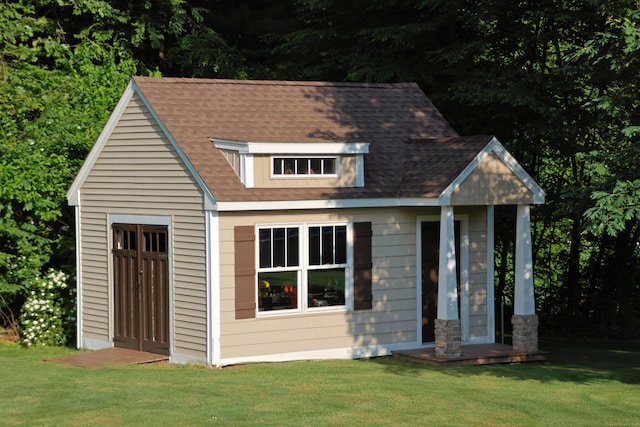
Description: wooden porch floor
xmin=46 ymin=348 xmax=169 ymax=368
xmin=393 ymin=343 xmax=548 ymax=366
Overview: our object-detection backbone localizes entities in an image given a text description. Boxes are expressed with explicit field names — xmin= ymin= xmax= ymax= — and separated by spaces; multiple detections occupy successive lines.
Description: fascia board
xmin=131 ymin=80 xmax=218 ymax=211
xmin=214 ymin=197 xmax=441 ymax=212
xmin=209 ymin=138 xmax=370 ymax=154
xmin=439 ymin=137 xmax=546 ymax=205
xmin=66 ymin=80 xmax=135 ymax=206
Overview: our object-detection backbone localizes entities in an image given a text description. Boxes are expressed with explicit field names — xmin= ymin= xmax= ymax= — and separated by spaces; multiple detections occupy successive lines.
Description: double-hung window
xmin=257 ymin=223 xmax=349 ymax=313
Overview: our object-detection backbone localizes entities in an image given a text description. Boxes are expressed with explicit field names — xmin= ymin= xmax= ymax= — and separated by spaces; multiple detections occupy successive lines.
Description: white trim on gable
xmin=66 ymin=78 xmax=218 ymax=211
xmin=66 ymin=80 xmax=135 ymax=206
xmin=438 ymin=137 xmax=546 ymax=205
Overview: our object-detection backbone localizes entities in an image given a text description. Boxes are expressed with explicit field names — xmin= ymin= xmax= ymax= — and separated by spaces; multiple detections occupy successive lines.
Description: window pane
xmin=307 ymin=268 xmax=345 ymax=307
xmin=128 ymin=231 xmax=136 ymax=251
xmin=296 ymin=158 xmax=308 ymax=174
xmin=273 ymin=228 xmax=286 ymax=267
xmin=287 ymin=228 xmax=299 ymax=266
xmin=309 ymin=227 xmax=320 ymax=265
xmin=284 ymin=159 xmax=295 ymax=174
xmin=258 ymin=271 xmax=298 ymax=311
xmin=323 ymin=158 xmax=336 ymax=174
xmin=273 ymin=158 xmax=282 ymax=175
xmin=335 ymin=226 xmax=347 ymax=264
xmin=158 ymin=233 xmax=166 ymax=253
xmin=322 ymin=226 xmax=334 ymax=264
xmin=310 ymin=158 xmax=321 ymax=174
xmin=259 ymin=229 xmax=271 ymax=268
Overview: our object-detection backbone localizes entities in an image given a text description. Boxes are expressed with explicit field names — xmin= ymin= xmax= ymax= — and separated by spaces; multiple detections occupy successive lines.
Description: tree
xmin=0 ymin=0 xmax=134 ymax=310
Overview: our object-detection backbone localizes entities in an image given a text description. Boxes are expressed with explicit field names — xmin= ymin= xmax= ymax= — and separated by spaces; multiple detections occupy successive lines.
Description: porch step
xmin=392 ymin=343 xmax=548 ymax=366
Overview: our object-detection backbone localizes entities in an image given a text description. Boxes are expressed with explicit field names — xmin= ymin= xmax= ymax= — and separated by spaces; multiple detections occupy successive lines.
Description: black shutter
xmin=234 ymin=226 xmax=256 ymax=319
xmin=353 ymin=222 xmax=373 ymax=310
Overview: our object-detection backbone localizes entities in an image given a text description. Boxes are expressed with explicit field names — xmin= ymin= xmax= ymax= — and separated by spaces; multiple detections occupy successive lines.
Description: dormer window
xmin=210 ymin=138 xmax=369 ymax=188
xmin=273 ymin=157 xmax=337 ymax=176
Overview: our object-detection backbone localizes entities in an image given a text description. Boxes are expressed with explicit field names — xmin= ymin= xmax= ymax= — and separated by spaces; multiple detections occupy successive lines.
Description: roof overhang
xmin=210 ymin=138 xmax=370 ymax=154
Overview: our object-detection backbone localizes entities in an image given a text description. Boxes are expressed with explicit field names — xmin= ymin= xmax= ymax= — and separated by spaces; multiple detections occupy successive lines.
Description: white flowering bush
xmin=20 ymin=269 xmax=75 ymax=347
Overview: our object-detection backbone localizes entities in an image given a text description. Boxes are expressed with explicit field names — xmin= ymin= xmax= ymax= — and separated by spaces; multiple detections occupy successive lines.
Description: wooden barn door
xmin=113 ymin=224 xmax=169 ymax=355
xmin=421 ymin=221 xmax=461 ymax=343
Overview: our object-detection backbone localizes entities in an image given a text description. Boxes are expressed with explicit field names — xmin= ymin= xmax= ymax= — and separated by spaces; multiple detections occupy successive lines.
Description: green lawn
xmin=1 ymin=338 xmax=638 ymax=426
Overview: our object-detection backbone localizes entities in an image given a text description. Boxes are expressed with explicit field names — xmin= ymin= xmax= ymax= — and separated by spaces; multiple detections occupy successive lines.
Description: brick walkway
xmin=46 ymin=348 xmax=169 ymax=368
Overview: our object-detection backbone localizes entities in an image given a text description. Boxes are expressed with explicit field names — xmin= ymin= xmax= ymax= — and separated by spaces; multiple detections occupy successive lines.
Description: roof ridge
xmin=133 ymin=76 xmax=418 ymax=89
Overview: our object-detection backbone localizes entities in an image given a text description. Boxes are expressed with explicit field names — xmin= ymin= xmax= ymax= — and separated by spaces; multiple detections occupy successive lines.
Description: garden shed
xmin=67 ymin=77 xmax=544 ymax=366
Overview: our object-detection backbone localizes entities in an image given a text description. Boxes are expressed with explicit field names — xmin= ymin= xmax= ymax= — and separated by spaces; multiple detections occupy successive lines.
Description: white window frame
xmin=271 ymin=156 xmax=340 ymax=178
xmin=256 ymin=222 xmax=353 ymax=317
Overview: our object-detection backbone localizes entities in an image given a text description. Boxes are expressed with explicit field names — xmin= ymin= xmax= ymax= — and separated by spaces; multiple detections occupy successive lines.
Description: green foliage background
xmin=1 ymin=0 xmax=638 ymax=339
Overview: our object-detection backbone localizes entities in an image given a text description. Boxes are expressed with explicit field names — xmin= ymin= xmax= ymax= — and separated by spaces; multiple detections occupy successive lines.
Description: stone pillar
xmin=513 ymin=204 xmax=538 ymax=353
xmin=435 ymin=206 xmax=461 ymax=358
xmin=512 ymin=314 xmax=538 ymax=353
xmin=435 ymin=319 xmax=461 ymax=359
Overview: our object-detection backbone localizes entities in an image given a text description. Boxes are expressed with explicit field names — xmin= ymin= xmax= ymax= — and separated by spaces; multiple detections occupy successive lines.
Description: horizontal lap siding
xmin=452 ymin=153 xmax=534 ymax=205
xmin=218 ymin=208 xmax=422 ymax=359
xmin=79 ymin=94 xmax=207 ymax=359
xmin=460 ymin=207 xmax=489 ymax=339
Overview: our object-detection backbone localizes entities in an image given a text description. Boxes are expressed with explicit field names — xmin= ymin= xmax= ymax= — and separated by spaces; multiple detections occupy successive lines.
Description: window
xmin=273 ymin=157 xmax=337 ymax=176
xmin=257 ymin=224 xmax=349 ymax=313
xmin=307 ymin=226 xmax=347 ymax=307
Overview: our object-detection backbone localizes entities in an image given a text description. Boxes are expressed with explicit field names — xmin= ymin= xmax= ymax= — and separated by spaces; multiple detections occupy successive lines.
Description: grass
xmin=1 ymin=338 xmax=639 ymax=426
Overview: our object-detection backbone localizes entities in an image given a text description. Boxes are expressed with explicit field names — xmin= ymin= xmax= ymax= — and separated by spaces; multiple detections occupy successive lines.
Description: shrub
xmin=20 ymin=269 xmax=75 ymax=346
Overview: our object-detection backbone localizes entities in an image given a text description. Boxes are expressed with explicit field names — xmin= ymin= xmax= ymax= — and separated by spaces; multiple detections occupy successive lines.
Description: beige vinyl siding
xmin=451 ymin=152 xmax=534 ymax=205
xmin=78 ymin=93 xmax=207 ymax=359
xmin=219 ymin=149 xmax=240 ymax=177
xmin=464 ymin=206 xmax=489 ymax=339
xmin=219 ymin=207 xmax=445 ymax=359
xmin=252 ymin=154 xmax=358 ymax=187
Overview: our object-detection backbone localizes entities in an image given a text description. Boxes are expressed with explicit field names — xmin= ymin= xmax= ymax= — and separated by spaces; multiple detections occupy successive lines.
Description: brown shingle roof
xmin=133 ymin=77 xmax=491 ymax=202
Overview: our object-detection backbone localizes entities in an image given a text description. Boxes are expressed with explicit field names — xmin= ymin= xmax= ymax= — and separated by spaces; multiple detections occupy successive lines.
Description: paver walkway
xmin=46 ymin=347 xmax=168 ymax=368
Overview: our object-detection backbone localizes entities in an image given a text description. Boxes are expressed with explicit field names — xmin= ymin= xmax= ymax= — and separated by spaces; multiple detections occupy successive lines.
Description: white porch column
xmin=435 ymin=205 xmax=461 ymax=358
xmin=438 ymin=205 xmax=459 ymax=320
xmin=512 ymin=204 xmax=538 ymax=353
xmin=514 ymin=204 xmax=535 ymax=315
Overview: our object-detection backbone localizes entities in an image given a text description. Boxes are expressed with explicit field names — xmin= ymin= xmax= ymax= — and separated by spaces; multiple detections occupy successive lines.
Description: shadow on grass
xmin=368 ymin=337 xmax=640 ymax=385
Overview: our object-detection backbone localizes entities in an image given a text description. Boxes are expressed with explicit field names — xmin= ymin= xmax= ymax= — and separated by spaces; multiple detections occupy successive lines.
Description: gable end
xmin=441 ymin=137 xmax=545 ymax=206
xmin=67 ymin=79 xmax=218 ymax=211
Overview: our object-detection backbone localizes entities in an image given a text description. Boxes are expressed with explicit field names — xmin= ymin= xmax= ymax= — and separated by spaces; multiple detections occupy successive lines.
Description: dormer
xmin=211 ymin=138 xmax=369 ymax=189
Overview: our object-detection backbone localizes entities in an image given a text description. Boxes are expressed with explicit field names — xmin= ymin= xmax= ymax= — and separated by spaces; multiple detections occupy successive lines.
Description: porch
xmin=393 ymin=343 xmax=548 ymax=366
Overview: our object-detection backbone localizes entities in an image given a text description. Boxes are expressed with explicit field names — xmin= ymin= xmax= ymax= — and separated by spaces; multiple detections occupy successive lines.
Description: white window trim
xmin=270 ymin=156 xmax=340 ymax=178
xmin=256 ymin=222 xmax=353 ymax=318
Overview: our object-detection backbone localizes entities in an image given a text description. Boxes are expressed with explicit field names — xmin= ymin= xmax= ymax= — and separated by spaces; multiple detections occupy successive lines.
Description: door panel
xmin=140 ymin=227 xmax=169 ymax=354
xmin=113 ymin=225 xmax=139 ymax=350
xmin=113 ymin=224 xmax=169 ymax=355
xmin=421 ymin=221 xmax=461 ymax=343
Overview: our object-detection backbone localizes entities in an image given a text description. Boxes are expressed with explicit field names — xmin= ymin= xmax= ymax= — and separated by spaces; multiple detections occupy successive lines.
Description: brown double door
xmin=421 ymin=221 xmax=461 ymax=343
xmin=112 ymin=224 xmax=169 ymax=355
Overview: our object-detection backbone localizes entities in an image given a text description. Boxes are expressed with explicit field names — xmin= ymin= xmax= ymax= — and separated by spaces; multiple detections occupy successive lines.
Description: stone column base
xmin=435 ymin=318 xmax=461 ymax=359
xmin=512 ymin=314 xmax=538 ymax=353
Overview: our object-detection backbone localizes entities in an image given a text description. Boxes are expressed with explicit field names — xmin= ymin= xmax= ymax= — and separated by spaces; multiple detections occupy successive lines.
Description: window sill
xmin=256 ymin=306 xmax=349 ymax=318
